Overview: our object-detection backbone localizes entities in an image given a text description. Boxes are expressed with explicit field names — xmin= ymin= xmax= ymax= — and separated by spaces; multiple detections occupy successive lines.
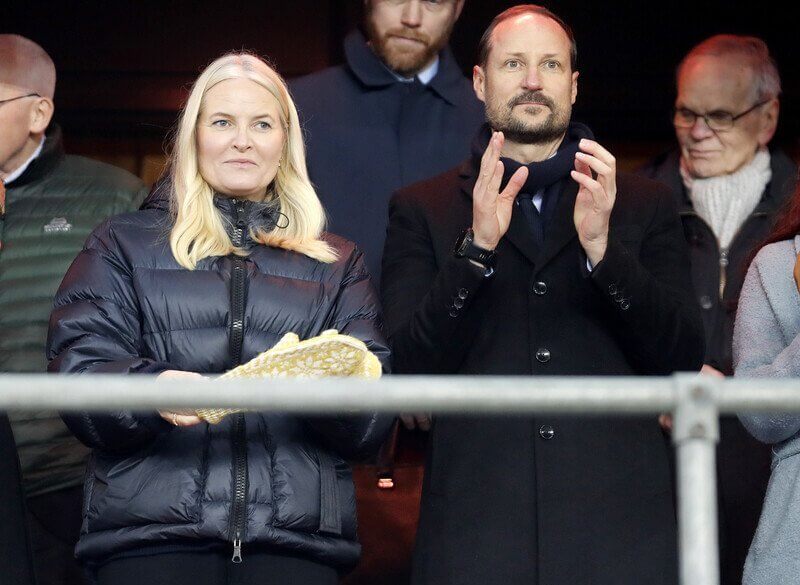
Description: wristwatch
xmin=453 ymin=228 xmax=497 ymax=274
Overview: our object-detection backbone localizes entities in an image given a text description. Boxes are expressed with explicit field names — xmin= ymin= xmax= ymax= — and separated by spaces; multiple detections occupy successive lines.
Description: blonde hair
xmin=169 ymin=52 xmax=337 ymax=269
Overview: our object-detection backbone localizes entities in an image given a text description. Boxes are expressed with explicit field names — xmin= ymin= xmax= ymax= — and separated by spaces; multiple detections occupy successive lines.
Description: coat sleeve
xmin=734 ymin=254 xmax=800 ymax=444
xmin=304 ymin=246 xmax=394 ymax=460
xmin=380 ymin=190 xmax=490 ymax=374
xmin=48 ymin=222 xmax=173 ymax=454
xmin=587 ymin=185 xmax=705 ymax=374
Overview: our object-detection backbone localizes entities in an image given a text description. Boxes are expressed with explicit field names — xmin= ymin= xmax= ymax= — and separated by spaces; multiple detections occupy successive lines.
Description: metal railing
xmin=3 ymin=372 xmax=800 ymax=585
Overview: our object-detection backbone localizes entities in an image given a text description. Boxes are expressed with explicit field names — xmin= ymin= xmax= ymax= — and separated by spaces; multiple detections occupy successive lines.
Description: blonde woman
xmin=47 ymin=53 xmax=391 ymax=585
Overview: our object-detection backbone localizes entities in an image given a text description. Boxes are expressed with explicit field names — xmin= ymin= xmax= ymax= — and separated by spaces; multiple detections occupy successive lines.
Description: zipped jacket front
xmin=47 ymin=193 xmax=392 ymax=568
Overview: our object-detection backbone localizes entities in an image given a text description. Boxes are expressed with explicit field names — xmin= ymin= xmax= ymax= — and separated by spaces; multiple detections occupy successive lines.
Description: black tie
xmin=516 ymin=192 xmax=544 ymax=246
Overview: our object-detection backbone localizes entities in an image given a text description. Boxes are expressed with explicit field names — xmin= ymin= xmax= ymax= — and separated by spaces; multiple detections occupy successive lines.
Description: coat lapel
xmin=533 ymin=178 xmax=579 ymax=274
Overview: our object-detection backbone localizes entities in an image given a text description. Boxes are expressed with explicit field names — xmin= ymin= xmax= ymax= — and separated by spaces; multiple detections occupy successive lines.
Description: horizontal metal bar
xmin=0 ymin=373 xmax=799 ymax=414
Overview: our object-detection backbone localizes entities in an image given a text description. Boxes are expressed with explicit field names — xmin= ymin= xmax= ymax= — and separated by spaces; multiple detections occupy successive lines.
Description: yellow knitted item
xmin=195 ymin=330 xmax=382 ymax=424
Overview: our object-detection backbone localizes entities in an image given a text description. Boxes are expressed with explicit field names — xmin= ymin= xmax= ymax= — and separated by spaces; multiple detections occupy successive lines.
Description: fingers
xmin=159 ymin=411 xmax=205 ymax=427
xmin=400 ymin=413 xmax=432 ymax=431
xmin=658 ymin=414 xmax=673 ymax=431
xmin=474 ymin=132 xmax=504 ymax=199
xmin=576 ymin=139 xmax=617 ymax=199
xmin=499 ymin=165 xmax=529 ymax=203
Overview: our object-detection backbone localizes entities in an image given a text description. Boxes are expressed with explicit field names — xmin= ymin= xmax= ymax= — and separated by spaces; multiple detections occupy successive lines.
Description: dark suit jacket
xmin=381 ymin=158 xmax=705 ymax=585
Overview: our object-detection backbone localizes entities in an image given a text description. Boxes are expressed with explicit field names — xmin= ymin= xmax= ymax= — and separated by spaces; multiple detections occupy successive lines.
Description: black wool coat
xmin=290 ymin=30 xmax=485 ymax=285
xmin=47 ymin=194 xmax=392 ymax=568
xmin=381 ymin=157 xmax=705 ymax=585
xmin=639 ymin=148 xmax=797 ymax=585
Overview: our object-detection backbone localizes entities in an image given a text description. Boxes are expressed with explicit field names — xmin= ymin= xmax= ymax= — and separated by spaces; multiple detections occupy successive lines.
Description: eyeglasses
xmin=0 ymin=93 xmax=41 ymax=108
xmin=381 ymin=0 xmax=453 ymax=12
xmin=673 ymin=99 xmax=771 ymax=131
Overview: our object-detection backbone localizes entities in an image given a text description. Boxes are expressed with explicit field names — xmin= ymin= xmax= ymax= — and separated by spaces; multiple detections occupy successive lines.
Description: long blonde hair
xmin=169 ymin=53 xmax=337 ymax=269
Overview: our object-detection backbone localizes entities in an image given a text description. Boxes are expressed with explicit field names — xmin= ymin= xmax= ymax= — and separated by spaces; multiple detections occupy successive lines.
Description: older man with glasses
xmin=640 ymin=34 xmax=798 ymax=585
xmin=0 ymin=34 xmax=148 ymax=585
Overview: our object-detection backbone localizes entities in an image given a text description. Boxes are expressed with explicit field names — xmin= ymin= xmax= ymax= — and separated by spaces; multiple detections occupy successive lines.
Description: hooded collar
xmin=344 ymin=29 xmax=468 ymax=106
xmin=9 ymin=124 xmax=66 ymax=188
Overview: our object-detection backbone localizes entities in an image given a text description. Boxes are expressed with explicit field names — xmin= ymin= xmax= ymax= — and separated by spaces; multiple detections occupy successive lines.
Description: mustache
xmin=384 ymin=28 xmax=430 ymax=45
xmin=508 ymin=91 xmax=554 ymax=109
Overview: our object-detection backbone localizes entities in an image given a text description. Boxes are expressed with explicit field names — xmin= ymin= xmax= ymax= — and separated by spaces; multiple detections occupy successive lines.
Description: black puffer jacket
xmin=46 ymin=191 xmax=392 ymax=568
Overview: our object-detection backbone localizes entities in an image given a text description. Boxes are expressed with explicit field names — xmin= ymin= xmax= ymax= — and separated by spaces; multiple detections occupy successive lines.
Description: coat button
xmin=448 ymin=309 xmax=459 ymax=318
xmin=535 ymin=348 xmax=551 ymax=363
xmin=608 ymin=284 xmax=618 ymax=295
xmin=458 ymin=288 xmax=469 ymax=300
xmin=453 ymin=297 xmax=465 ymax=309
xmin=620 ymin=299 xmax=630 ymax=310
xmin=539 ymin=425 xmax=555 ymax=440
xmin=699 ymin=295 xmax=713 ymax=310
xmin=533 ymin=281 xmax=547 ymax=295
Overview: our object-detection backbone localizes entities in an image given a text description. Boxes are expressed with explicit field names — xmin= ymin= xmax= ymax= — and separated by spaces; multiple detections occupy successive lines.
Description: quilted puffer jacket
xmin=46 ymin=189 xmax=392 ymax=568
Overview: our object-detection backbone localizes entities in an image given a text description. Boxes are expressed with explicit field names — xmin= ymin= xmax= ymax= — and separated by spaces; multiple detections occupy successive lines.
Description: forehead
xmin=489 ymin=13 xmax=571 ymax=61
xmin=677 ymin=55 xmax=756 ymax=107
xmin=202 ymin=77 xmax=281 ymax=114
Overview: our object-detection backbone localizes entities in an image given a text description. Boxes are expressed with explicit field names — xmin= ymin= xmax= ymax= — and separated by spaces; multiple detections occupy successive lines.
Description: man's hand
xmin=400 ymin=413 xmax=432 ymax=432
xmin=157 ymin=370 xmax=207 ymax=427
xmin=658 ymin=365 xmax=725 ymax=431
xmin=571 ymin=139 xmax=617 ymax=266
xmin=472 ymin=131 xmax=529 ymax=250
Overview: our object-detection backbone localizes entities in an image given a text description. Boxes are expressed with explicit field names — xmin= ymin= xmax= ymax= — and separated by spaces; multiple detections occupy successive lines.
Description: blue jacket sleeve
xmin=305 ymin=245 xmax=394 ymax=460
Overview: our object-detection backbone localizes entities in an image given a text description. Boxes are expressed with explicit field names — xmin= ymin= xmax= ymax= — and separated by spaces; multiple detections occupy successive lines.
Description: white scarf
xmin=681 ymin=148 xmax=772 ymax=250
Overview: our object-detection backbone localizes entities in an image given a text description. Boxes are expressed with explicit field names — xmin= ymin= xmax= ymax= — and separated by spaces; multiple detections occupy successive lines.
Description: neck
xmin=501 ymin=134 xmax=565 ymax=165
xmin=0 ymin=134 xmax=44 ymax=177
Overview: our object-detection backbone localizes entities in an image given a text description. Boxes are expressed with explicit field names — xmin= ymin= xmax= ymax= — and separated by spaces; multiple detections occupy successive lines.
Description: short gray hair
xmin=678 ymin=34 xmax=781 ymax=102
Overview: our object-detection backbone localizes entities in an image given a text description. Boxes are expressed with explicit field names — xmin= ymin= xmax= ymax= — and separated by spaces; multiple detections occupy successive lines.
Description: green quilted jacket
xmin=0 ymin=124 xmax=148 ymax=497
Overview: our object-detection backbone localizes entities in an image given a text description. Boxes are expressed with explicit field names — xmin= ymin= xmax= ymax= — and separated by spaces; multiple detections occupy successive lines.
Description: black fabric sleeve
xmin=381 ymin=191 xmax=489 ymax=374
xmin=589 ymin=187 xmax=705 ymax=374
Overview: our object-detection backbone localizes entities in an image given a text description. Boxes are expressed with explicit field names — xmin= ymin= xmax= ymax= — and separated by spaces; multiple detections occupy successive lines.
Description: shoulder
xmin=615 ymin=171 xmax=677 ymax=214
xmin=752 ymin=238 xmax=797 ymax=274
xmin=390 ymin=165 xmax=464 ymax=212
xmin=56 ymin=155 xmax=145 ymax=193
xmin=85 ymin=209 xmax=167 ymax=253
xmin=290 ymin=66 xmax=353 ymax=101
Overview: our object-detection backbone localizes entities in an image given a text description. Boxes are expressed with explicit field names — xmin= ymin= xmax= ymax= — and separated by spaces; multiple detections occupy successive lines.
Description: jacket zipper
xmin=229 ymin=201 xmax=248 ymax=563
xmin=718 ymin=248 xmax=729 ymax=300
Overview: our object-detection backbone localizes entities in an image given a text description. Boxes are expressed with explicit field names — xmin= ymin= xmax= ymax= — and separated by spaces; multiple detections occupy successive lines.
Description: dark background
xmin=3 ymin=0 xmax=797 ymax=181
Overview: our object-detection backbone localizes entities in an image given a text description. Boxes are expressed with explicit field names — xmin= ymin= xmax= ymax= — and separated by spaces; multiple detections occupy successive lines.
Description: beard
xmin=364 ymin=14 xmax=454 ymax=77
xmin=485 ymin=90 xmax=571 ymax=145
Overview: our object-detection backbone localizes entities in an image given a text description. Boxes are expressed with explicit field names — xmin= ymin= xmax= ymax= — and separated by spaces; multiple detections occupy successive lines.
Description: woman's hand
xmin=157 ymin=370 xmax=207 ymax=427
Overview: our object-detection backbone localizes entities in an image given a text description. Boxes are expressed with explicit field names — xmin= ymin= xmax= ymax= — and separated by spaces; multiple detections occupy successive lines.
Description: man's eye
xmin=544 ymin=60 xmax=560 ymax=69
xmin=707 ymin=112 xmax=732 ymax=124
xmin=505 ymin=60 xmax=521 ymax=69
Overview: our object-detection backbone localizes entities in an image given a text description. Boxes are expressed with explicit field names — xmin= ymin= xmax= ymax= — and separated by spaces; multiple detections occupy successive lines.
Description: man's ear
xmin=571 ymin=70 xmax=579 ymax=105
xmin=757 ymin=98 xmax=779 ymax=147
xmin=473 ymin=65 xmax=486 ymax=103
xmin=454 ymin=0 xmax=466 ymax=20
xmin=29 ymin=97 xmax=54 ymax=135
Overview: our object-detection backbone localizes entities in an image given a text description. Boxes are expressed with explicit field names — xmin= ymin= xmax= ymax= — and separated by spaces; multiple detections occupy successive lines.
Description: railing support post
xmin=672 ymin=374 xmax=720 ymax=585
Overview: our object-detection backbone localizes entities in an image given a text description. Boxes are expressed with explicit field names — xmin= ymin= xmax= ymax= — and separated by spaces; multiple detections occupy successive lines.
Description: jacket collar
xmin=10 ymin=124 xmax=66 ymax=188
xmin=344 ymin=29 xmax=468 ymax=106
xmin=658 ymin=148 xmax=798 ymax=218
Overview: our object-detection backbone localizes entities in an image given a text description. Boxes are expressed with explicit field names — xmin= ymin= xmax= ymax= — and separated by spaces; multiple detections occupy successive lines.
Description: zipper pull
xmin=232 ymin=537 xmax=243 ymax=563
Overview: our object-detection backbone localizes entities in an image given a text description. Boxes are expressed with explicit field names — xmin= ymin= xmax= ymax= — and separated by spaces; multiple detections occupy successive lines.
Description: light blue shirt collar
xmin=388 ymin=56 xmax=440 ymax=85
